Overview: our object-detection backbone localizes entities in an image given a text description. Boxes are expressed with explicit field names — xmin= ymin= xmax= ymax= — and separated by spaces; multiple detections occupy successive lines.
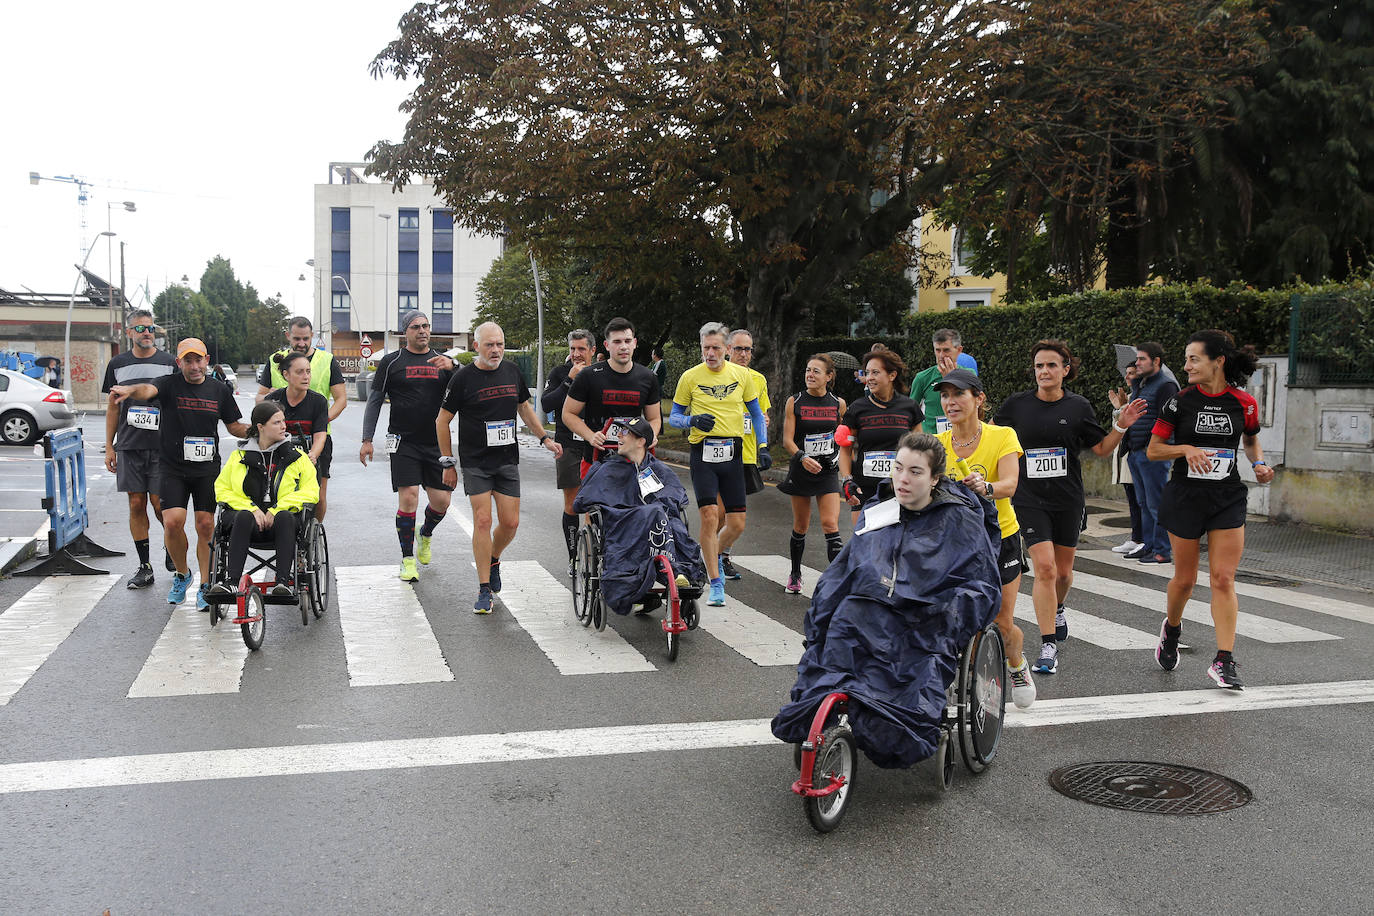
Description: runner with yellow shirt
xmin=670 ymin=322 xmax=768 ymax=608
xmin=933 ymin=368 xmax=1036 ymax=710
xmin=715 ymin=328 xmax=772 ymax=580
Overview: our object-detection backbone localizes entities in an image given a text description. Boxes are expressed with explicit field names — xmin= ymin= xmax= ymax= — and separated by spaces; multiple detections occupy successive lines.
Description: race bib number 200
xmin=1026 ymin=447 xmax=1068 ymax=479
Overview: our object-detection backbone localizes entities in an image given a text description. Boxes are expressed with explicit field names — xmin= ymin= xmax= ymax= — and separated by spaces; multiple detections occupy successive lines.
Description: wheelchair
xmin=790 ymin=622 xmax=1007 ymax=833
xmin=570 ymin=419 xmax=702 ymax=661
xmin=205 ymin=501 xmax=330 ymax=651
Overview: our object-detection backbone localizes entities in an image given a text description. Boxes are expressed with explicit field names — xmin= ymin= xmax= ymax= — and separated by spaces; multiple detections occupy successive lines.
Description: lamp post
xmin=66 ymin=231 xmax=116 ymax=390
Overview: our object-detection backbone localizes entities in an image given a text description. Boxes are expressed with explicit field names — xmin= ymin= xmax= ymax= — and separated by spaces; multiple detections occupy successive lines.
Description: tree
xmin=369 ymin=0 xmax=1262 ymax=428
xmin=245 ymin=294 xmax=291 ymax=363
xmin=475 ymin=245 xmax=581 ymax=349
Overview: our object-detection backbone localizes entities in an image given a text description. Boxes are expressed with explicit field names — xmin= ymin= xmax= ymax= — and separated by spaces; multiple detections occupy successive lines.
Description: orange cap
xmin=176 ymin=338 xmax=208 ymax=359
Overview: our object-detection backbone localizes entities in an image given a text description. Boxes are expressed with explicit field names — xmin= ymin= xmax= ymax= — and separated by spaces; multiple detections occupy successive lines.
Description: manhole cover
xmin=1048 ymin=761 xmax=1252 ymax=816
xmin=1235 ymin=571 xmax=1297 ymax=587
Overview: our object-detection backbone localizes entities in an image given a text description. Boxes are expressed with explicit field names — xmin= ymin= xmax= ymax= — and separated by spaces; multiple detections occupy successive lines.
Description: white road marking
xmin=697 ymin=595 xmax=805 ymax=666
xmin=0 ymin=576 xmax=119 ymax=706
xmin=1030 ymin=566 xmax=1339 ymax=644
xmin=1079 ymin=548 xmax=1374 ymax=627
xmin=490 ymin=561 xmax=656 ymax=675
xmin=4 ymin=680 xmax=1372 ymax=795
xmin=731 ymin=554 xmax=825 ymax=599
xmin=1013 ymin=594 xmax=1166 ymax=650
xmin=129 ymin=575 xmax=251 ymax=697
xmin=334 ymin=566 xmax=454 ymax=687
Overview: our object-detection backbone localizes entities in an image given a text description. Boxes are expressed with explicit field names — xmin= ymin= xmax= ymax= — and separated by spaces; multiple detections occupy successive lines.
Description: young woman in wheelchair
xmin=209 ymin=401 xmax=320 ymax=601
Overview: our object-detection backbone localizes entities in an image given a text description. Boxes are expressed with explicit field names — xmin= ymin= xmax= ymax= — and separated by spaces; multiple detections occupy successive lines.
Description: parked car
xmin=0 ymin=368 xmax=76 ymax=445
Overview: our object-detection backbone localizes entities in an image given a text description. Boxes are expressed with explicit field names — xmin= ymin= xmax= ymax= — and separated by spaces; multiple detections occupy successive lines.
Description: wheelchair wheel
xmin=937 ymin=728 xmax=955 ymax=791
xmin=240 ymin=587 xmax=266 ymax=651
xmin=958 ymin=624 xmax=1006 ymax=774
xmin=681 ymin=597 xmax=699 ymax=631
xmin=804 ymin=724 xmax=857 ymax=833
xmin=307 ymin=523 xmax=330 ymax=620
xmin=572 ymin=527 xmax=597 ymax=626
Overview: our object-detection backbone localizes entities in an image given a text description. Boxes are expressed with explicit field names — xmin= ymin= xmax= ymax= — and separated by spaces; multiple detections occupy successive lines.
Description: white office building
xmin=311 ymin=162 xmax=504 ymax=371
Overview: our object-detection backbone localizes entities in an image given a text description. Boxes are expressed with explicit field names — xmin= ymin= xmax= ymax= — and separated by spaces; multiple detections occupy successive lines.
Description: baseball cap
xmin=176 ymin=338 xmax=208 ymax=359
xmin=931 ymin=367 xmax=983 ymax=393
xmin=621 ymin=417 xmax=654 ymax=441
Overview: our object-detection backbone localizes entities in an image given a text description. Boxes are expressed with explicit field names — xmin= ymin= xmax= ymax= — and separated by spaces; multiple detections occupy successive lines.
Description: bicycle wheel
xmin=958 ymin=624 xmax=1006 ymax=773
xmin=240 ymin=587 xmax=266 ymax=651
xmin=804 ymin=724 xmax=857 ymax=833
xmin=308 ymin=524 xmax=330 ymax=619
xmin=665 ymin=628 xmax=679 ymax=662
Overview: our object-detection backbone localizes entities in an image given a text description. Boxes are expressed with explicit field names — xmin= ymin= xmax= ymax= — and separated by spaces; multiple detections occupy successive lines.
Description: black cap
xmin=931 ymin=367 xmax=983 ymax=393
xmin=621 ymin=417 xmax=654 ymax=441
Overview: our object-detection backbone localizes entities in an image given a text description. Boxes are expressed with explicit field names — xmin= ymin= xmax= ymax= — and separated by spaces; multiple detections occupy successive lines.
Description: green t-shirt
xmin=909 ymin=365 xmax=948 ymax=434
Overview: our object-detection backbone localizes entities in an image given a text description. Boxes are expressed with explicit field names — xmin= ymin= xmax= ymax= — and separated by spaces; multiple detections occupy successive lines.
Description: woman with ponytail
xmin=264 ymin=350 xmax=332 ymax=518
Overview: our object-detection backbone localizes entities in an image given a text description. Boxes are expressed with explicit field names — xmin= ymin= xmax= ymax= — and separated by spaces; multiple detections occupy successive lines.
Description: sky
xmin=0 ymin=0 xmax=418 ymax=316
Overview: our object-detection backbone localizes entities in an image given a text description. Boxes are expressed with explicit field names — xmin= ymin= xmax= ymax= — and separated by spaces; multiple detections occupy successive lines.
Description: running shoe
xmin=489 ymin=560 xmax=502 ymax=593
xmin=127 ymin=564 xmax=155 ymax=590
xmin=785 ymin=573 xmax=803 ymax=595
xmin=1007 ymin=659 xmax=1036 ymax=709
xmin=164 ymin=549 xmax=176 ymax=572
xmin=1140 ymin=553 xmax=1172 ymax=564
xmin=1055 ymin=606 xmax=1069 ymax=641
xmin=1123 ymin=545 xmax=1150 ymax=560
xmin=473 ymin=586 xmax=494 ymax=615
xmin=707 ymin=580 xmax=726 ymax=607
xmin=1207 ymin=657 xmax=1243 ymax=690
xmin=167 ymin=571 xmax=192 ymax=605
xmin=1155 ymin=620 xmax=1180 ymax=671
xmin=720 ymin=554 xmax=741 ymax=580
xmin=195 ymin=584 xmax=210 ymax=613
xmin=207 ymin=582 xmax=234 ymax=601
xmin=674 ymin=574 xmax=689 ymax=588
xmin=399 ymin=556 xmax=419 ymax=582
xmin=416 ymin=535 xmax=433 ymax=565
xmin=1031 ymin=642 xmax=1059 ymax=675
xmin=1111 ymin=539 xmax=1141 ymax=554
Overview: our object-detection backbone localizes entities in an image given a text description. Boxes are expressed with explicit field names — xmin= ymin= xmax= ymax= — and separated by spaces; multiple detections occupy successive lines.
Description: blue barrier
xmin=15 ymin=428 xmax=122 ymax=577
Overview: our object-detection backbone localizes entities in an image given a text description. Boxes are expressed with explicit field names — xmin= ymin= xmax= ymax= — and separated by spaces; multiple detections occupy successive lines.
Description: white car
xmin=0 ymin=368 xmax=77 ymax=445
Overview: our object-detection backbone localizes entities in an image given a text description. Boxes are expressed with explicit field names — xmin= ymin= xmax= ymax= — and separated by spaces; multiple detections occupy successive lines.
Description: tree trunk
xmin=745 ymin=284 xmax=804 ymax=444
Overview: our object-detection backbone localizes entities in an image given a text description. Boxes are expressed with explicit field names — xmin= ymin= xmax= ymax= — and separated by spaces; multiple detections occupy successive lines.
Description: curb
xmin=0 ymin=534 xmax=39 ymax=577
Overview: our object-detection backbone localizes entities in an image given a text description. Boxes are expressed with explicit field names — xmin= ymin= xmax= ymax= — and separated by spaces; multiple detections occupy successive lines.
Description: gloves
xmin=842 ymin=477 xmax=862 ymax=502
xmin=757 ymin=451 xmax=772 ymax=471
xmin=834 ymin=424 xmax=853 ymax=447
xmin=690 ymin=414 xmax=716 ymax=432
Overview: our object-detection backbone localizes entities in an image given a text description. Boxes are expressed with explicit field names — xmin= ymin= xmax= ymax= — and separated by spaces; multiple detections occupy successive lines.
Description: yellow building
xmin=912 ymin=218 xmax=1008 ymax=313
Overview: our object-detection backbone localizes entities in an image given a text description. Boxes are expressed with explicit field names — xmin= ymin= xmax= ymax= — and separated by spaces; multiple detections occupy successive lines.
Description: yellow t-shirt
xmin=740 ymin=366 xmax=771 ymax=464
xmin=938 ymin=423 xmax=1023 ymax=538
xmin=673 ymin=361 xmax=763 ymax=445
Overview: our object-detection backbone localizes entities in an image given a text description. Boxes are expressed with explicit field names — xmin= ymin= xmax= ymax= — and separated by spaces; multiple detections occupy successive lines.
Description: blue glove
xmin=690 ymin=414 xmax=716 ymax=432
xmin=756 ymin=451 xmax=772 ymax=471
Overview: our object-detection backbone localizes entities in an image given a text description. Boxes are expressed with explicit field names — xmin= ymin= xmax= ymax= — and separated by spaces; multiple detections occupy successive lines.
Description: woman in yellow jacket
xmin=209 ymin=401 xmax=319 ymax=600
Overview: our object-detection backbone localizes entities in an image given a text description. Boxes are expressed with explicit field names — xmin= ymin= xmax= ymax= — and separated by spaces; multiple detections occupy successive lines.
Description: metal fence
xmin=1288 ymin=290 xmax=1374 ymax=387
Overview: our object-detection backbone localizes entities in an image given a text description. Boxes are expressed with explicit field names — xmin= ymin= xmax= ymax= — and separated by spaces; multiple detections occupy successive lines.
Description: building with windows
xmin=912 ymin=217 xmax=1008 ymax=313
xmin=311 ymin=163 xmax=504 ymax=371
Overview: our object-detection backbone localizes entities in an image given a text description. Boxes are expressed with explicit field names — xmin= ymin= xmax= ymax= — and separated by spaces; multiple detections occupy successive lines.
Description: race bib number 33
xmin=703 ymin=438 xmax=734 ymax=463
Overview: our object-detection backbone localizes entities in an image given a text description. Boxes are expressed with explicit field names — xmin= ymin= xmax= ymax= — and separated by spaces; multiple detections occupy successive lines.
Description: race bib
xmin=862 ymin=449 xmax=895 ymax=478
xmin=127 ymin=406 xmax=159 ymax=431
xmin=637 ymin=465 xmax=664 ymax=498
xmin=486 ymin=418 xmax=516 ymax=447
xmin=743 ymin=414 xmax=752 ymax=435
xmin=803 ymin=432 xmax=835 ymax=458
xmin=1188 ymin=447 xmax=1235 ymax=481
xmin=384 ymin=433 xmax=401 ymax=454
xmin=702 ymin=437 xmax=734 ymax=463
xmin=182 ymin=436 xmax=214 ymax=462
xmin=1026 ymin=447 xmax=1068 ymax=479
xmin=935 ymin=416 xmax=951 ymax=434
xmin=604 ymin=416 xmax=636 ymax=445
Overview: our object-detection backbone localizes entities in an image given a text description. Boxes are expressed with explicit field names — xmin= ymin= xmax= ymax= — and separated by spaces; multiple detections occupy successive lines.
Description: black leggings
xmin=226 ymin=509 xmax=298 ymax=585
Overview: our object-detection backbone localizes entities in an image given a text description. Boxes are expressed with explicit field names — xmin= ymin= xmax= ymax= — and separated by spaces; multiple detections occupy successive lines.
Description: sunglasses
xmin=131 ymin=325 xmax=156 ymax=333
xmin=731 ymin=346 xmax=753 ymax=352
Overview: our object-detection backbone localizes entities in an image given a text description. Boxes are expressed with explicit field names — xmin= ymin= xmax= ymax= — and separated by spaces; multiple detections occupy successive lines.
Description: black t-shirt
xmin=841 ymin=394 xmax=922 ymax=491
xmin=1154 ymin=385 xmax=1260 ymax=489
xmin=790 ymin=390 xmax=843 ymax=474
xmin=540 ymin=361 xmax=580 ymax=447
xmin=149 ymin=373 xmax=241 ymax=478
xmin=372 ymin=348 xmax=454 ymax=446
xmin=567 ymin=361 xmax=662 ymax=460
xmin=440 ymin=361 xmax=532 ymax=470
xmin=102 ymin=349 xmax=177 ymax=452
xmin=994 ymin=390 xmax=1106 ymax=510
xmin=265 ymin=388 xmax=330 ymax=441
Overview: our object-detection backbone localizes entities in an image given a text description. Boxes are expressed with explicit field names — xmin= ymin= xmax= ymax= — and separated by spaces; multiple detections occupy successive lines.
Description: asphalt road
xmin=2 ymin=387 xmax=1373 ymax=914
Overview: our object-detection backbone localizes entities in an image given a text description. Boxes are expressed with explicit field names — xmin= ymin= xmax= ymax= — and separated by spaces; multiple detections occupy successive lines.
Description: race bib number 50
xmin=183 ymin=436 xmax=214 ymax=462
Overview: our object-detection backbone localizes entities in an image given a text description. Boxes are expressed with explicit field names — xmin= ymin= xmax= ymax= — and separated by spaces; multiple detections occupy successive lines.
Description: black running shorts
xmin=998 ymin=532 xmax=1026 ymax=585
xmin=388 ymin=440 xmax=452 ymax=493
xmin=689 ymin=438 xmax=746 ymax=512
xmin=159 ymin=473 xmax=217 ymax=513
xmin=1158 ymin=482 xmax=1247 ymax=540
xmin=1016 ymin=503 xmax=1087 ymax=549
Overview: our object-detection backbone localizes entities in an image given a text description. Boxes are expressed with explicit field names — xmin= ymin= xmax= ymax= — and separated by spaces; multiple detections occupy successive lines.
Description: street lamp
xmin=66 ymin=231 xmax=116 ymax=388
xmin=331 ymin=274 xmax=365 ymax=338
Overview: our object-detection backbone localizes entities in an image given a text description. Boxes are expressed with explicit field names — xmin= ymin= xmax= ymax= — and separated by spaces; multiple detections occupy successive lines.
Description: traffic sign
xmin=360 ymin=344 xmax=373 ymax=358
xmin=360 ymin=334 xmax=372 ymax=346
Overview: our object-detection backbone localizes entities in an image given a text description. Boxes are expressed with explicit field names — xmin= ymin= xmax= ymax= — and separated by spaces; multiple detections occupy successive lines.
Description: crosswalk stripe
xmin=494 ymin=561 xmax=656 ymax=675
xmin=1078 ymin=548 xmax=1374 ymax=626
xmin=697 ymin=595 xmax=805 ymax=667
xmin=1045 ymin=568 xmax=1339 ymax=644
xmin=129 ymin=575 xmax=252 ymax=697
xmin=335 ymin=566 xmax=455 ymax=687
xmin=731 ymin=555 xmax=825 ymax=599
xmin=1012 ymin=594 xmax=1163 ymax=650
xmin=0 ymin=576 xmax=119 ymax=706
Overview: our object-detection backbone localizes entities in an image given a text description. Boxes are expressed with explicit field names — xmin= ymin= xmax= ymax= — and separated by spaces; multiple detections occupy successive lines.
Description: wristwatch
xmin=1252 ymin=459 xmax=1266 ymax=468
xmin=984 ymin=481 xmax=994 ymax=499
xmin=438 ymin=455 xmax=457 ymax=468
xmin=539 ymin=434 xmax=551 ymax=444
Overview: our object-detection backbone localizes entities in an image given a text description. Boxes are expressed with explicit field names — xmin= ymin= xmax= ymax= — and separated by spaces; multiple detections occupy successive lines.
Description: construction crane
xmin=29 ymin=171 xmax=95 ymax=261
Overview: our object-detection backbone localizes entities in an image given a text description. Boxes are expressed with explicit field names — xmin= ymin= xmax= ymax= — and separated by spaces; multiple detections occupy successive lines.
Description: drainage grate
xmin=1048 ymin=761 xmax=1252 ymax=816
xmin=1235 ymin=571 xmax=1298 ymax=587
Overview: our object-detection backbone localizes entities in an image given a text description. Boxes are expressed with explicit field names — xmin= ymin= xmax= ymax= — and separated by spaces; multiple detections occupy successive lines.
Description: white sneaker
xmin=1007 ymin=658 xmax=1037 ymax=709
xmin=1111 ymin=539 xmax=1141 ymax=554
